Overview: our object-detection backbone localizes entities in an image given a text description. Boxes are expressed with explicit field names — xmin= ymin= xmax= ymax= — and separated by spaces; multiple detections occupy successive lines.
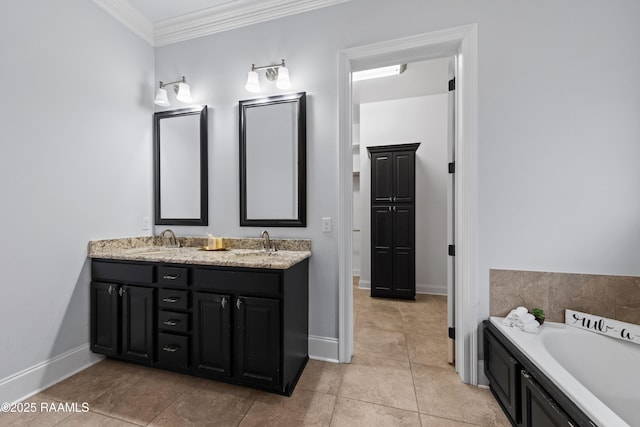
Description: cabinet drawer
xmin=158 ymin=289 xmax=189 ymax=310
xmin=158 ymin=333 xmax=189 ymax=369
xmin=158 ymin=266 xmax=189 ymax=287
xmin=193 ymin=269 xmax=280 ymax=295
xmin=158 ymin=311 xmax=189 ymax=333
xmin=92 ymin=261 xmax=154 ymax=284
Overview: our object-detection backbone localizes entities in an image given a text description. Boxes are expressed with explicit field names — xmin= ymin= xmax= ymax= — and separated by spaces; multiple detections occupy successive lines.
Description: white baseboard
xmin=0 ymin=344 xmax=104 ymax=404
xmin=308 ymin=335 xmax=339 ymax=363
xmin=358 ymin=279 xmax=371 ymax=290
xmin=357 ymin=280 xmax=446 ymax=296
xmin=477 ymin=360 xmax=488 ymax=386
xmin=416 ymin=283 xmax=447 ymax=295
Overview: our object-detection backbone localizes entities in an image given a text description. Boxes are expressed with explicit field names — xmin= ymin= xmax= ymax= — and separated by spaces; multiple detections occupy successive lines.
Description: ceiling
xmin=92 ymin=0 xmax=352 ymax=46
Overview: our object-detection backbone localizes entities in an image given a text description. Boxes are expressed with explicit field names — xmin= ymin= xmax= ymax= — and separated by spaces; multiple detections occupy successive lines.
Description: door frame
xmin=337 ymin=24 xmax=479 ymax=384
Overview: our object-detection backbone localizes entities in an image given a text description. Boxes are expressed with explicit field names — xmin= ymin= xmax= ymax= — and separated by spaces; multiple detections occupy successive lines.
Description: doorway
xmin=337 ymin=24 xmax=479 ymax=385
xmin=351 ymin=57 xmax=454 ymax=369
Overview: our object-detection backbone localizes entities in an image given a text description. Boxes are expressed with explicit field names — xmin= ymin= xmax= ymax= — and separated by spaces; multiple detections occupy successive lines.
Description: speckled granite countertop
xmin=88 ymin=236 xmax=311 ymax=270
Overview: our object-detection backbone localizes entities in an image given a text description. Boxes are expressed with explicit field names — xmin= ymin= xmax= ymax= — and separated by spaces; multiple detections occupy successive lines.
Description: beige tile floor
xmin=1 ymin=278 xmax=510 ymax=426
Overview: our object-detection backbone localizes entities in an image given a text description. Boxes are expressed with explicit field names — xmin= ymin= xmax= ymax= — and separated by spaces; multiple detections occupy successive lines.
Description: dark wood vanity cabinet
xmin=235 ymin=296 xmax=281 ymax=389
xmin=90 ymin=258 xmax=309 ymax=396
xmin=192 ymin=291 xmax=232 ymax=379
xmin=483 ymin=321 xmax=594 ymax=427
xmin=91 ymin=265 xmax=155 ymax=364
xmin=368 ymin=143 xmax=420 ymax=299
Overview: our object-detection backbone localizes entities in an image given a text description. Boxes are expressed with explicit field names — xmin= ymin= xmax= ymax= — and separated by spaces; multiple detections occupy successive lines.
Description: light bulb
xmin=176 ymin=82 xmax=192 ymax=103
xmin=154 ymin=87 xmax=170 ymax=106
xmin=245 ymin=70 xmax=260 ymax=92
xmin=276 ymin=66 xmax=291 ymax=89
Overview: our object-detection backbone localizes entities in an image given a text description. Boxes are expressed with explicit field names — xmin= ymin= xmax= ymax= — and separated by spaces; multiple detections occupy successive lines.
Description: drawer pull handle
xmin=162 ymin=297 xmax=179 ymax=303
xmin=221 ymin=297 xmax=228 ymax=309
xmin=163 ymin=274 xmax=180 ymax=280
xmin=162 ymin=345 xmax=179 ymax=352
xmin=163 ymin=320 xmax=179 ymax=326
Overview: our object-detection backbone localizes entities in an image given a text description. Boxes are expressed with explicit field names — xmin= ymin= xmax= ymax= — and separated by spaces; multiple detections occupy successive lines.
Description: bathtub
xmin=490 ymin=317 xmax=640 ymax=427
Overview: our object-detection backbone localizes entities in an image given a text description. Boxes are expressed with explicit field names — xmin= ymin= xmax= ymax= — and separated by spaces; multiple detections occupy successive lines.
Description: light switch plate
xmin=142 ymin=216 xmax=151 ymax=230
xmin=322 ymin=217 xmax=332 ymax=233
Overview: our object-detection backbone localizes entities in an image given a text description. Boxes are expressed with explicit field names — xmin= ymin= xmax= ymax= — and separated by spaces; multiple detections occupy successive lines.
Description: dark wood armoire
xmin=367 ymin=143 xmax=420 ymax=300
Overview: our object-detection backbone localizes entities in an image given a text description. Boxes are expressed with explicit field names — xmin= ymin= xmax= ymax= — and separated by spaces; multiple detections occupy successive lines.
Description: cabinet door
xmin=90 ymin=282 xmax=119 ymax=357
xmin=393 ymin=151 xmax=416 ymax=203
xmin=392 ymin=205 xmax=415 ymax=297
xmin=193 ymin=292 xmax=231 ymax=379
xmin=235 ymin=296 xmax=281 ymax=390
xmin=485 ymin=329 xmax=520 ymax=424
xmin=371 ymin=152 xmax=394 ymax=203
xmin=121 ymin=285 xmax=154 ymax=363
xmin=521 ymin=371 xmax=575 ymax=427
xmin=371 ymin=206 xmax=394 ymax=297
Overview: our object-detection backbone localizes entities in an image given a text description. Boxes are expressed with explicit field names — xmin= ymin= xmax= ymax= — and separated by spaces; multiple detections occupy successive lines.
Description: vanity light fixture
xmin=154 ymin=76 xmax=192 ymax=106
xmin=245 ymin=59 xmax=291 ymax=93
xmin=352 ymin=64 xmax=407 ymax=82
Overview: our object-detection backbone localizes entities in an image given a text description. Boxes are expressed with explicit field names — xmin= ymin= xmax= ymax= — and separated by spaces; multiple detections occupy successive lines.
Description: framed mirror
xmin=239 ymin=92 xmax=306 ymax=227
xmin=153 ymin=105 xmax=208 ymax=226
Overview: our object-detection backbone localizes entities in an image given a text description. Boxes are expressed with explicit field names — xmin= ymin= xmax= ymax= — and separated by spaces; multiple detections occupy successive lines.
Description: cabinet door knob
xmin=236 ymin=298 xmax=243 ymax=310
xmin=221 ymin=297 xmax=228 ymax=309
xmin=162 ymin=274 xmax=180 ymax=280
xmin=119 ymin=286 xmax=126 ymax=297
xmin=162 ymin=345 xmax=179 ymax=352
xmin=108 ymin=285 xmax=114 ymax=295
xmin=393 ymin=196 xmax=397 ymax=202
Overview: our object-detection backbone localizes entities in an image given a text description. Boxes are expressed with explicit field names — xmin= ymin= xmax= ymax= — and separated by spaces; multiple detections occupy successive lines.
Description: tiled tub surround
xmin=490 ymin=269 xmax=640 ymax=324
xmin=88 ymin=236 xmax=311 ymax=269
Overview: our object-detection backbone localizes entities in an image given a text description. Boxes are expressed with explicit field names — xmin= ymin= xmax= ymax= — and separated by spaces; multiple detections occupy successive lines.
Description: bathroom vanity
xmin=88 ymin=237 xmax=310 ymax=396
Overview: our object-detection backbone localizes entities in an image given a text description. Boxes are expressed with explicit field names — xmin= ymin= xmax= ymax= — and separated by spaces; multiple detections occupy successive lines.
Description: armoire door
xmin=370 ymin=152 xmax=393 ymax=203
xmin=392 ymin=205 xmax=415 ymax=297
xmin=393 ymin=151 xmax=416 ymax=203
xmin=371 ymin=205 xmax=393 ymax=297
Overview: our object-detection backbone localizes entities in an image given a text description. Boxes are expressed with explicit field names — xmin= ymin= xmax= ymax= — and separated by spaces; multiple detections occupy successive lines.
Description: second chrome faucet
xmin=161 ymin=229 xmax=180 ymax=248
xmin=261 ymin=230 xmax=276 ymax=252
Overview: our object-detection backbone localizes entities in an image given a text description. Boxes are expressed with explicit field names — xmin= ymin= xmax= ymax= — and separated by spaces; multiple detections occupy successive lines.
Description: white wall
xmin=154 ymin=0 xmax=640 ymax=362
xmin=0 ymin=0 xmax=154 ymax=401
xmin=359 ymin=95 xmax=449 ymax=294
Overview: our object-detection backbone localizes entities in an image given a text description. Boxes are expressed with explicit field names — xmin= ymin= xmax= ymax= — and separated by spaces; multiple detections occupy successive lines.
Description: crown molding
xmin=93 ymin=0 xmax=154 ymax=45
xmin=94 ymin=0 xmax=351 ymax=46
xmin=153 ymin=0 xmax=351 ymax=46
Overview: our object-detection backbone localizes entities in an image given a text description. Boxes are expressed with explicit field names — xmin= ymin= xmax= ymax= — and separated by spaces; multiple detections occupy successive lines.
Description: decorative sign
xmin=565 ymin=309 xmax=640 ymax=345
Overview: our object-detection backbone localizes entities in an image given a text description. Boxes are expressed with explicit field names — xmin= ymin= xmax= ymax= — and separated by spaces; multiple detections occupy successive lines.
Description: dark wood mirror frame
xmin=153 ymin=105 xmax=208 ymax=226
xmin=239 ymin=92 xmax=306 ymax=227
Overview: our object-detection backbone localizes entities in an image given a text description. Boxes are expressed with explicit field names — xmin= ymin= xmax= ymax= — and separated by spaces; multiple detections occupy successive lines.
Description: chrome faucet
xmin=261 ymin=230 xmax=275 ymax=252
xmin=161 ymin=229 xmax=179 ymax=248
